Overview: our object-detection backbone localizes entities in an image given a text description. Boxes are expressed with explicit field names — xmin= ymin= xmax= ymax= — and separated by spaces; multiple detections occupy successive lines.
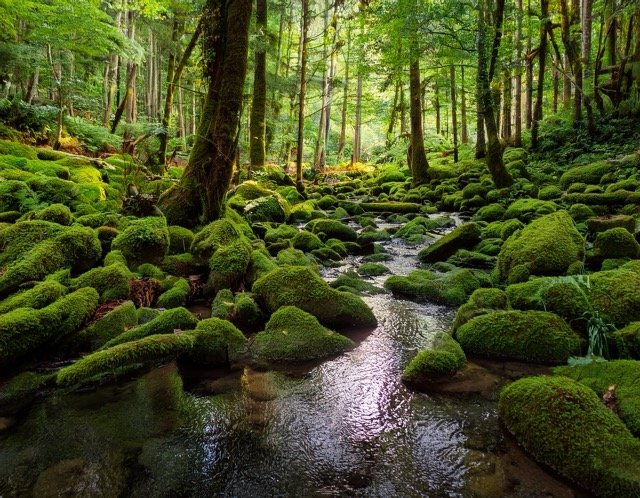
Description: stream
xmin=0 ymin=216 xmax=586 ymax=497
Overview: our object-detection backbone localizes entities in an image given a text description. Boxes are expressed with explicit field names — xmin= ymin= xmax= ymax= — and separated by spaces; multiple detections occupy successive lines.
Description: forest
xmin=0 ymin=0 xmax=640 ymax=495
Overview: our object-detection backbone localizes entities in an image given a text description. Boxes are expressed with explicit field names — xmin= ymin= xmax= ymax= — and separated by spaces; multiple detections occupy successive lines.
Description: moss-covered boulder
xmin=616 ymin=322 xmax=640 ymax=359
xmin=103 ymin=307 xmax=198 ymax=348
xmin=499 ymin=376 xmax=640 ymax=497
xmin=243 ymin=195 xmax=290 ymax=223
xmin=32 ymin=203 xmax=73 ymax=225
xmin=252 ymin=266 xmax=377 ymax=330
xmin=357 ymin=262 xmax=390 ymax=276
xmin=306 ymin=218 xmax=358 ymax=242
xmin=455 ymin=310 xmax=580 ymax=364
xmin=0 ymin=288 xmax=99 ymax=368
xmin=497 ymin=211 xmax=584 ymax=283
xmin=559 ymin=160 xmax=613 ymax=190
xmin=593 ymin=227 xmax=640 ymax=259
xmin=56 ymin=333 xmax=194 ymax=387
xmin=185 ymin=318 xmax=246 ymax=365
xmin=329 ymin=271 xmax=385 ymax=295
xmin=0 ymin=225 xmax=102 ymax=296
xmin=402 ymin=332 xmax=466 ymax=383
xmin=418 ymin=223 xmax=481 ymax=263
xmin=503 ymin=198 xmax=558 ymax=221
xmin=111 ymin=217 xmax=170 ymax=268
xmin=76 ymin=301 xmax=138 ymax=350
xmin=586 ymin=215 xmax=636 ymax=234
xmin=156 ymin=278 xmax=190 ymax=309
xmin=589 ymin=261 xmax=640 ymax=326
xmin=190 ymin=218 xmax=244 ymax=259
xmin=251 ymin=306 xmax=354 ymax=363
xmin=208 ymin=237 xmax=252 ymax=292
xmin=384 ymin=268 xmax=482 ymax=306
xmin=0 ymin=280 xmax=67 ymax=314
xmin=555 ymin=360 xmax=640 ymax=437
xmin=167 ymin=225 xmax=194 ymax=255
xmin=69 ymin=263 xmax=132 ymax=302
xmin=292 ymin=230 xmax=324 ymax=252
xmin=452 ymin=287 xmax=508 ymax=331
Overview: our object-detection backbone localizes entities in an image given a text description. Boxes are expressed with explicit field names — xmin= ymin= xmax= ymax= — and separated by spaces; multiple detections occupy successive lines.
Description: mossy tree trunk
xmin=158 ymin=0 xmax=252 ymax=227
xmin=531 ymin=0 xmax=549 ymax=148
xmin=409 ymin=40 xmax=430 ymax=186
xmin=249 ymin=0 xmax=267 ymax=174
xmin=477 ymin=0 xmax=513 ymax=188
xmin=296 ymin=0 xmax=310 ymax=191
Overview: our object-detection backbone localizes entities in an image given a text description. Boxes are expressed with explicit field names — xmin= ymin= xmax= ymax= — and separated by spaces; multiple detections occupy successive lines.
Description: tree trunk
xmin=409 ymin=53 xmax=429 ymax=185
xmin=434 ymin=81 xmax=441 ymax=135
xmin=157 ymin=0 xmax=252 ymax=226
xmin=501 ymin=69 xmax=511 ymax=140
xmin=337 ymin=24 xmax=351 ymax=160
xmin=532 ymin=0 xmax=549 ymax=148
xmin=563 ymin=53 xmax=572 ymax=107
xmin=157 ymin=17 xmax=204 ymax=166
xmin=450 ymin=65 xmax=458 ymax=163
xmin=525 ymin=0 xmax=533 ymax=129
xmin=387 ymin=80 xmax=400 ymax=145
xmin=513 ymin=0 xmax=523 ymax=146
xmin=25 ymin=68 xmax=39 ymax=104
xmin=478 ymin=0 xmax=513 ymax=188
xmin=313 ymin=0 xmax=330 ymax=171
xmin=250 ymin=0 xmax=268 ymax=173
xmin=296 ymin=0 xmax=310 ymax=190
xmin=460 ymin=65 xmax=469 ymax=144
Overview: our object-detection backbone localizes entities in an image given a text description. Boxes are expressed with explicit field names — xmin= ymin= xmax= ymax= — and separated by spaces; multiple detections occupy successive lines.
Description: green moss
xmin=455 ymin=310 xmax=580 ymax=363
xmin=473 ymin=203 xmax=505 ymax=222
xmin=252 ymin=266 xmax=377 ymax=330
xmin=104 ymin=250 xmax=128 ymax=267
xmin=111 ymin=216 xmax=170 ymax=268
xmin=56 ymin=333 xmax=194 ymax=387
xmin=168 ymin=226 xmax=194 ymax=255
xmin=0 ymin=371 xmax=54 ymax=407
xmin=211 ymin=288 xmax=235 ymax=320
xmin=137 ymin=307 xmax=160 ymax=324
xmin=0 ymin=280 xmax=67 ymax=314
xmin=157 ymin=278 xmax=190 ymax=309
xmin=325 ymin=238 xmax=348 ymax=257
xmin=499 ymin=376 xmax=640 ymax=497
xmin=555 ymin=360 xmax=640 ymax=437
xmin=452 ymin=288 xmax=507 ymax=331
xmin=243 ymin=195 xmax=290 ymax=223
xmin=616 ymin=322 xmax=640 ymax=358
xmin=357 ymin=227 xmax=390 ymax=245
xmin=418 ymin=223 xmax=482 ymax=263
xmin=75 ymin=212 xmax=126 ymax=229
xmin=161 ymin=253 xmax=204 ymax=277
xmin=589 ymin=261 xmax=640 ymax=326
xmin=594 ymin=227 xmax=640 ymax=259
xmin=292 ymin=230 xmax=324 ymax=252
xmin=562 ymin=190 xmax=640 ymax=206
xmin=376 ymin=169 xmax=406 ymax=184
xmin=246 ymin=249 xmax=277 ymax=285
xmin=103 ymin=307 xmax=198 ymax=348
xmin=559 ymin=160 xmax=613 ymax=189
xmin=0 ymin=139 xmax=37 ymax=159
xmin=233 ymin=292 xmax=263 ymax=330
xmin=136 ymin=263 xmax=165 ymax=280
xmin=0 ymin=288 xmax=99 ymax=368
xmin=396 ymin=216 xmax=454 ymax=242
xmin=446 ymin=249 xmax=495 ymax=269
xmin=290 ymin=200 xmax=316 ymax=223
xmin=317 ymin=195 xmax=338 ymax=210
xmin=359 ymin=202 xmax=423 ymax=214
xmin=537 ymin=185 xmax=562 ymax=201
xmin=208 ymin=237 xmax=252 ymax=292
xmin=31 ymin=203 xmax=73 ymax=225
xmin=384 ymin=268 xmax=482 ymax=306
xmin=568 ymin=203 xmax=595 ymax=222
xmin=190 ymin=219 xmax=243 ymax=259
xmin=251 ymin=306 xmax=354 ymax=363
xmin=185 ymin=318 xmax=246 ymax=365
xmin=76 ymin=301 xmax=138 ymax=349
xmin=497 ymin=211 xmax=584 ymax=283
xmin=586 ymin=215 xmax=636 ymax=234
xmin=503 ymin=198 xmax=558 ymax=221
xmin=357 ymin=262 xmax=389 ymax=276
xmin=264 ymin=224 xmax=299 ymax=244
xmin=0 ymin=220 xmax=66 ymax=265
xmin=69 ymin=263 xmax=132 ymax=302
xmin=402 ymin=332 xmax=466 ymax=382
xmin=0 ymin=225 xmax=102 ymax=296
xmin=276 ymin=247 xmax=317 ymax=267
xmin=306 ymin=218 xmax=358 ymax=242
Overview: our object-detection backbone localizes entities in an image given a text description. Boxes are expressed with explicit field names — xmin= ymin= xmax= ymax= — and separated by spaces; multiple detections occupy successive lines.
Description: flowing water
xmin=0 ymin=217 xmax=586 ymax=497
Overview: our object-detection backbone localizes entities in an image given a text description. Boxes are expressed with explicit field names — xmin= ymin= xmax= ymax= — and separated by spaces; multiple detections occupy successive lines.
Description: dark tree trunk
xmin=296 ymin=0 xmax=310 ymax=190
xmin=460 ymin=65 xmax=469 ymax=144
xmin=249 ymin=0 xmax=268 ymax=173
xmin=531 ymin=0 xmax=549 ymax=148
xmin=450 ymin=65 xmax=459 ymax=162
xmin=157 ymin=0 xmax=252 ymax=227
xmin=409 ymin=53 xmax=429 ymax=186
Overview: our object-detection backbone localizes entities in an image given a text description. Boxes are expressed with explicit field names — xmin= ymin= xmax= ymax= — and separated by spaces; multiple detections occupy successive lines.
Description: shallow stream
xmin=0 ymin=217 xmax=586 ymax=497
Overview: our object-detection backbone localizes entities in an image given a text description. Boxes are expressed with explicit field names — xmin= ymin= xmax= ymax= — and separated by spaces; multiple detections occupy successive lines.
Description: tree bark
xmin=250 ymin=0 xmax=268 ymax=173
xmin=460 ymin=65 xmax=469 ymax=144
xmin=513 ymin=0 xmax=523 ymax=146
xmin=532 ymin=0 xmax=549 ymax=148
xmin=296 ymin=0 xmax=310 ymax=190
xmin=337 ymin=24 xmax=351 ymax=161
xmin=157 ymin=0 xmax=252 ymax=226
xmin=450 ymin=65 xmax=459 ymax=163
xmin=409 ymin=52 xmax=429 ymax=185
xmin=525 ymin=0 xmax=533 ymax=129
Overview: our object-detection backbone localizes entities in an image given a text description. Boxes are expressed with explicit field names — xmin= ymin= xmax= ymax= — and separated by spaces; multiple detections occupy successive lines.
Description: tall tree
xmin=249 ymin=0 xmax=268 ymax=173
xmin=158 ymin=0 xmax=252 ymax=226
xmin=295 ymin=0 xmax=310 ymax=190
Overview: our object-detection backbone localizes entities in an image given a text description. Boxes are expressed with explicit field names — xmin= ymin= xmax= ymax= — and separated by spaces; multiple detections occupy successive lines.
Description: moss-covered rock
xmin=497 ymin=211 xmax=584 ymax=283
xmin=359 ymin=202 xmax=423 ymax=214
xmin=167 ymin=225 xmax=194 ymax=255
xmin=499 ymin=375 xmax=640 ymax=497
xmin=586 ymin=215 xmax=636 ymax=234
xmin=473 ymin=203 xmax=505 ymax=222
xmin=306 ymin=218 xmax=358 ymax=242
xmin=395 ymin=216 xmax=454 ymax=242
xmin=455 ymin=310 xmax=580 ymax=363
xmin=568 ymin=203 xmax=595 ymax=222
xmin=589 ymin=261 xmax=640 ymax=326
xmin=111 ymin=217 xmax=170 ymax=268
xmin=446 ymin=249 xmax=495 ymax=269
xmin=32 ymin=203 xmax=73 ymax=225
xmin=252 ymin=266 xmax=377 ymax=330
xmin=292 ymin=230 xmax=324 ymax=252
xmin=402 ymin=332 xmax=466 ymax=382
xmin=615 ymin=322 xmax=640 ymax=359
xmin=418 ymin=223 xmax=482 ymax=263
xmin=0 ymin=225 xmax=102 ymax=296
xmin=289 ymin=200 xmax=316 ymax=223
xmin=503 ymin=198 xmax=558 ymax=221
xmin=0 ymin=288 xmax=99 ymax=368
xmin=246 ymin=249 xmax=277 ymax=285
xmin=0 ymin=280 xmax=67 ymax=314
xmin=156 ymin=278 xmax=190 ymax=309
xmin=251 ymin=306 xmax=354 ymax=363
xmin=555 ymin=360 xmax=640 ymax=437
xmin=208 ymin=237 xmax=252 ymax=292
xmin=452 ymin=287 xmax=508 ymax=331
xmin=357 ymin=262 xmax=390 ymax=276
xmin=185 ymin=318 xmax=246 ymax=365
xmin=243 ymin=195 xmax=290 ymax=223
xmin=103 ymin=307 xmax=199 ymax=348
xmin=384 ymin=268 xmax=482 ymax=306
xmin=329 ymin=271 xmax=385 ymax=295
xmin=76 ymin=301 xmax=138 ymax=350
xmin=190 ymin=218 xmax=243 ymax=259
xmin=56 ymin=333 xmax=194 ymax=387
xmin=593 ymin=227 xmax=640 ymax=259
xmin=69 ymin=263 xmax=132 ymax=302
xmin=559 ymin=160 xmax=613 ymax=190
